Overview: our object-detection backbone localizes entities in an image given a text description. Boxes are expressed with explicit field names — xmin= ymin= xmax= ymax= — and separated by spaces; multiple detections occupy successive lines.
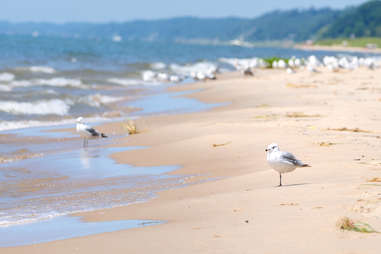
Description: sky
xmin=2 ymin=0 xmax=369 ymax=23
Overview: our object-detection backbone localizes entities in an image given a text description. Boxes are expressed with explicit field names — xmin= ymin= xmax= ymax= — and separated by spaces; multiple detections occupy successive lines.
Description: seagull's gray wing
xmin=280 ymin=151 xmax=304 ymax=166
xmin=86 ymin=127 xmax=100 ymax=137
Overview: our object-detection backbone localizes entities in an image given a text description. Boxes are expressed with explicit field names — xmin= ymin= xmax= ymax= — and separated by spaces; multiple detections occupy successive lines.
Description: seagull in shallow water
xmin=265 ymin=143 xmax=310 ymax=186
xmin=76 ymin=117 xmax=107 ymax=147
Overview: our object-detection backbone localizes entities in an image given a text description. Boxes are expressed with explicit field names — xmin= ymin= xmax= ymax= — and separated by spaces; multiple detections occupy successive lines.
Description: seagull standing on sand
xmin=265 ymin=143 xmax=310 ymax=186
xmin=76 ymin=117 xmax=107 ymax=147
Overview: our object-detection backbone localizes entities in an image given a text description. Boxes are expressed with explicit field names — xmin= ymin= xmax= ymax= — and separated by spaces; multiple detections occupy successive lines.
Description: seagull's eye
xmin=272 ymin=146 xmax=276 ymax=149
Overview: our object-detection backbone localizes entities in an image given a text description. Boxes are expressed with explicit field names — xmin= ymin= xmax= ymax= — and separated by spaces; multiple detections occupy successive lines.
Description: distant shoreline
xmin=295 ymin=44 xmax=381 ymax=54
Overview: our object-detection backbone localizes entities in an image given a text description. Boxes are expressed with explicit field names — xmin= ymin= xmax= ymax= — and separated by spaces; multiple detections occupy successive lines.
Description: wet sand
xmin=3 ymin=67 xmax=381 ymax=253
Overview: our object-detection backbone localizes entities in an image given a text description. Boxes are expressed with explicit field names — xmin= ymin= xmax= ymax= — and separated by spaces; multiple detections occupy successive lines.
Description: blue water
xmin=1 ymin=34 xmax=370 ymax=72
xmin=130 ymin=89 xmax=224 ymax=115
xmin=3 ymin=123 xmax=78 ymax=138
xmin=0 ymin=146 xmax=178 ymax=181
xmin=0 ymin=143 xmax=183 ymax=227
xmin=0 ymin=216 xmax=161 ymax=247
xmin=0 ymin=33 xmax=378 ymax=129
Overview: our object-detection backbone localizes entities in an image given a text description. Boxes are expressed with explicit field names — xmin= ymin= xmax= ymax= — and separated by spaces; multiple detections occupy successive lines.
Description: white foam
xmin=141 ymin=70 xmax=157 ymax=82
xmin=9 ymin=78 xmax=85 ymax=89
xmin=108 ymin=77 xmax=160 ymax=86
xmin=0 ymin=212 xmax=62 ymax=228
xmin=0 ymin=116 xmax=113 ymax=132
xmin=112 ymin=35 xmax=122 ymax=42
xmin=0 ymin=99 xmax=73 ymax=116
xmin=35 ymin=78 xmax=83 ymax=88
xmin=9 ymin=80 xmax=33 ymax=87
xmin=82 ymin=94 xmax=123 ymax=107
xmin=170 ymin=62 xmax=217 ymax=76
xmin=219 ymin=57 xmax=267 ymax=69
xmin=0 ymin=84 xmax=12 ymax=91
xmin=151 ymin=62 xmax=166 ymax=70
xmin=0 ymin=73 xmax=15 ymax=82
xmin=29 ymin=66 xmax=56 ymax=74
xmin=108 ymin=78 xmax=143 ymax=86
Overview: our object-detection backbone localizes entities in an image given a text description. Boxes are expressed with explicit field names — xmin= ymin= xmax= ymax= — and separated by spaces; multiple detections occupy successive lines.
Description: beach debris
xmin=280 ymin=202 xmax=299 ymax=206
xmin=286 ymin=112 xmax=321 ymax=118
xmin=123 ymin=120 xmax=139 ymax=135
xmin=336 ymin=217 xmax=378 ymax=233
xmin=367 ymin=177 xmax=381 ymax=183
xmin=212 ymin=141 xmax=232 ymax=148
xmin=286 ymin=83 xmax=317 ymax=88
xmin=327 ymin=127 xmax=371 ymax=133
xmin=253 ymin=114 xmax=278 ymax=120
xmin=354 ymin=155 xmax=366 ymax=161
xmin=318 ymin=142 xmax=336 ymax=147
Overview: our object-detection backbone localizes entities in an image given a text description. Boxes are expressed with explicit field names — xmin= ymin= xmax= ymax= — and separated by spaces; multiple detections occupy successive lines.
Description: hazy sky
xmin=2 ymin=0 xmax=369 ymax=23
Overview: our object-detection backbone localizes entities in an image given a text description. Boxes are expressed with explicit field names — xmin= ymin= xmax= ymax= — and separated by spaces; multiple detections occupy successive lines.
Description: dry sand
xmin=4 ymin=67 xmax=381 ymax=253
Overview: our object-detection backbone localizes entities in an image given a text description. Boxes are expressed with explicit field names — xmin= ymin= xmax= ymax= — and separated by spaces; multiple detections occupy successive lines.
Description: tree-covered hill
xmin=244 ymin=8 xmax=339 ymax=41
xmin=0 ymin=1 xmax=380 ymax=43
xmin=320 ymin=0 xmax=381 ymax=38
xmin=0 ymin=9 xmax=339 ymax=42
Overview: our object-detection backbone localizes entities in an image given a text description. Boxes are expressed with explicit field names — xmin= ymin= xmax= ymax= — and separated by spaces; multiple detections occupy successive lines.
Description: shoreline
xmin=295 ymin=43 xmax=381 ymax=54
xmin=3 ymin=67 xmax=381 ymax=253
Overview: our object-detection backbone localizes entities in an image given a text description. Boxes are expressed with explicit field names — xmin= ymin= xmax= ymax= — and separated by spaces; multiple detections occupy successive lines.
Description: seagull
xmin=76 ymin=117 xmax=107 ymax=147
xmin=265 ymin=143 xmax=310 ymax=186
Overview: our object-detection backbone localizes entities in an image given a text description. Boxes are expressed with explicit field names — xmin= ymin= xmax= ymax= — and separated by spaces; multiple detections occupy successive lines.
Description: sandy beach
xmin=3 ymin=67 xmax=381 ymax=253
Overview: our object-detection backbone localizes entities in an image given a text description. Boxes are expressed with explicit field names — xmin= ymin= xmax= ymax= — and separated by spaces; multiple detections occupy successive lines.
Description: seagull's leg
xmin=83 ymin=138 xmax=86 ymax=147
xmin=279 ymin=173 xmax=282 ymax=187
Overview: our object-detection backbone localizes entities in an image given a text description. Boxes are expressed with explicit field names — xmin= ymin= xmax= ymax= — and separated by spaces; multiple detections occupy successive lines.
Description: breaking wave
xmin=0 ymin=99 xmax=73 ymax=115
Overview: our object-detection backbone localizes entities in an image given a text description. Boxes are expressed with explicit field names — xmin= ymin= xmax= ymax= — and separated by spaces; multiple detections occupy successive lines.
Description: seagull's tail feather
xmin=101 ymin=133 xmax=107 ymax=138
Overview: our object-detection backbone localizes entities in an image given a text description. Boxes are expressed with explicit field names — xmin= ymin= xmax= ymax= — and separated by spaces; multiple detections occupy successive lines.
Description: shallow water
xmin=0 ymin=216 xmax=161 ymax=247
xmin=3 ymin=123 xmax=78 ymax=138
xmin=130 ymin=89 xmax=223 ymax=115
xmin=0 ymin=135 xmax=183 ymax=228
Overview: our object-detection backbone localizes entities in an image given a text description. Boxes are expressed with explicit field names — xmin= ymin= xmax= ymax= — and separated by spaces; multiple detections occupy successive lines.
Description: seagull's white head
xmin=76 ymin=117 xmax=83 ymax=123
xmin=265 ymin=143 xmax=279 ymax=153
